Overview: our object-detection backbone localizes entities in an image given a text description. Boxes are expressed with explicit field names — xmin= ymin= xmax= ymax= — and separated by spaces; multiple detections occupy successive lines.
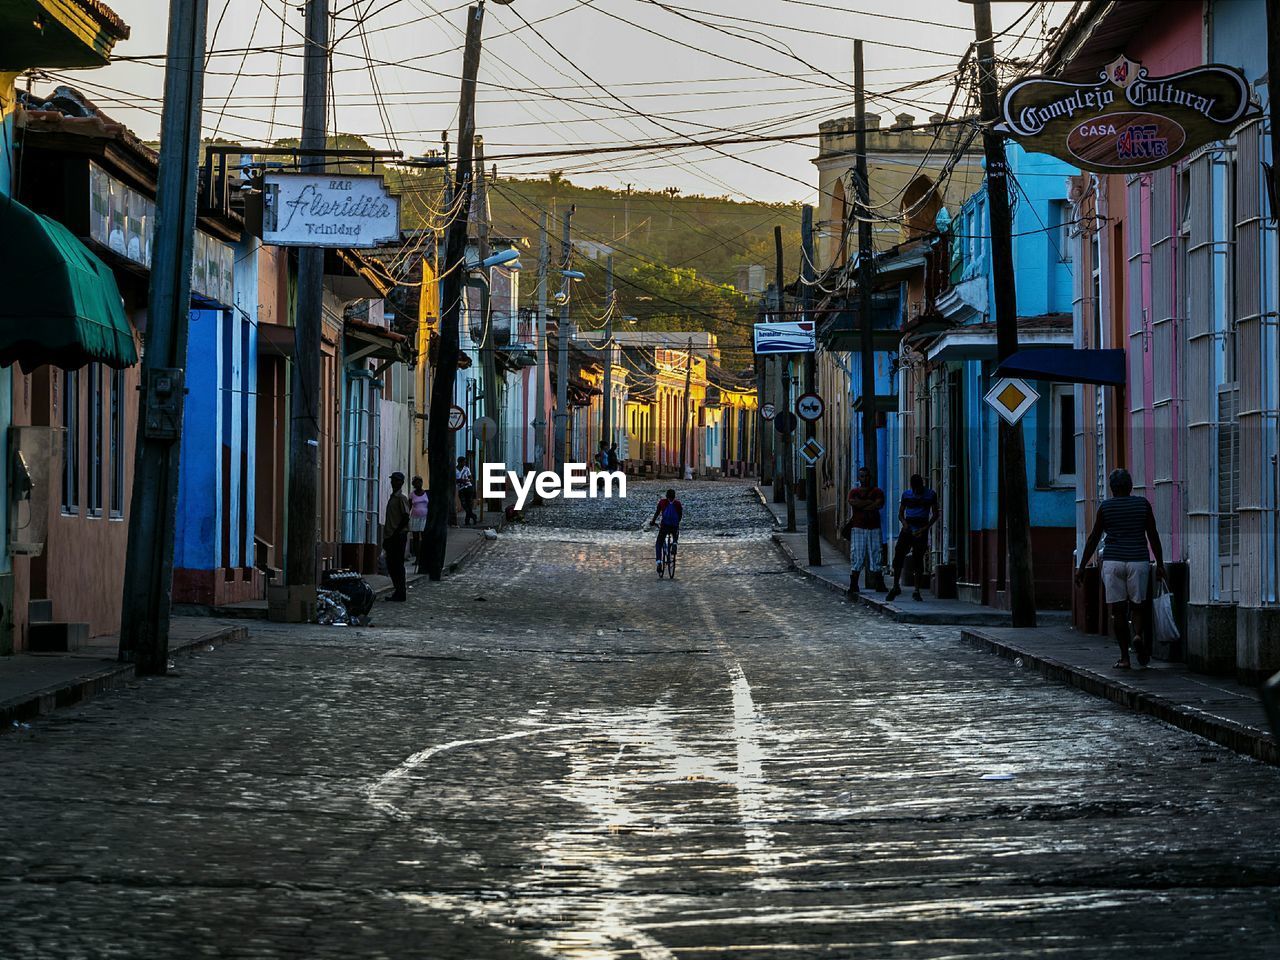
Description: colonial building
xmin=1052 ymin=0 xmax=1279 ymax=681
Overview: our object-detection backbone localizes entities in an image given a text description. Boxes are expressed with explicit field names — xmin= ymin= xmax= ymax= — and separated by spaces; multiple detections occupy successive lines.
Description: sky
xmin=51 ymin=0 xmax=1074 ymax=205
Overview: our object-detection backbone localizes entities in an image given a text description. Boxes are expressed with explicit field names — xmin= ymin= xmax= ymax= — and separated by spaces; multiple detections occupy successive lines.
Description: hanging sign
xmin=262 ymin=173 xmax=401 ymax=248
xmin=753 ymin=321 xmax=815 ymax=354
xmin=984 ymin=377 xmax=1039 ymax=426
xmin=997 ymin=56 xmax=1260 ymax=173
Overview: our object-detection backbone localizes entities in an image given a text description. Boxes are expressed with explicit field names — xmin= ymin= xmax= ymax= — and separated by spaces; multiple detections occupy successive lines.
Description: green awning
xmin=0 ymin=197 xmax=137 ymax=372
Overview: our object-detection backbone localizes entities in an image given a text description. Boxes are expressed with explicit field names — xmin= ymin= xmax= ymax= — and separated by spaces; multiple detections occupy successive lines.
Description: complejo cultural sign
xmin=263 ymin=173 xmax=401 ymax=248
xmin=997 ymin=56 xmax=1259 ymax=172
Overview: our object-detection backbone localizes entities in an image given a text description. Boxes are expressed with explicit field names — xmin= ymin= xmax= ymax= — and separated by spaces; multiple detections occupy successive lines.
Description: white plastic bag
xmin=1153 ymin=582 xmax=1179 ymax=646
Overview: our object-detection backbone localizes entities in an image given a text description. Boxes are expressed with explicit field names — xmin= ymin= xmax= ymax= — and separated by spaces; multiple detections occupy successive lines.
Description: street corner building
xmin=781 ymin=0 xmax=1279 ymax=683
xmin=0 ymin=0 xmax=429 ymax=648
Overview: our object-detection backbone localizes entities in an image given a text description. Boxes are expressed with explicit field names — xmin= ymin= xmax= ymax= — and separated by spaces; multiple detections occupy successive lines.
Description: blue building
xmin=903 ymin=143 xmax=1077 ymax=607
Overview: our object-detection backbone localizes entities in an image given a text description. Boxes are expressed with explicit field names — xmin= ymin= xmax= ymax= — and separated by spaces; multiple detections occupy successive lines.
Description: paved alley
xmin=2 ymin=481 xmax=1279 ymax=959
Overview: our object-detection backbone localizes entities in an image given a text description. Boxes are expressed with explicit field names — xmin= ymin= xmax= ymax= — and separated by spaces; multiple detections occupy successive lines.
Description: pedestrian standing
xmin=408 ymin=475 xmax=429 ymax=557
xmin=456 ymin=456 xmax=477 ymax=526
xmin=1075 ymin=468 xmax=1167 ymax=669
xmin=383 ymin=472 xmax=411 ymax=602
xmin=885 ymin=474 xmax=938 ymax=603
xmin=607 ymin=442 xmax=620 ymax=472
xmin=845 ymin=466 xmax=885 ymax=597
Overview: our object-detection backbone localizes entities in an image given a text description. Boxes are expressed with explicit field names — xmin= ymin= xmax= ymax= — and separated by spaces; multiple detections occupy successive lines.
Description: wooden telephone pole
xmin=422 ymin=3 xmax=484 ymax=581
xmin=678 ymin=337 xmax=694 ymax=478
xmin=971 ymin=0 xmax=1037 ymax=625
xmin=775 ymin=225 xmax=797 ymax=533
xmin=801 ymin=205 xmax=822 ymax=565
xmin=117 ymin=0 xmax=209 ymax=672
xmin=853 ymin=39 xmax=878 ymax=483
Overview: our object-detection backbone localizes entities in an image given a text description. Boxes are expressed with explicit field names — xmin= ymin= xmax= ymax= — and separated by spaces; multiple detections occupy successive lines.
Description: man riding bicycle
xmin=649 ymin=488 xmax=683 ymax=573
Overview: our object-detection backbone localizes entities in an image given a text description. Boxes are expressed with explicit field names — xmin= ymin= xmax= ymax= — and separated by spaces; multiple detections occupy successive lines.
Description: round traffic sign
xmin=447 ymin=404 xmax=467 ymax=431
xmin=773 ymin=410 xmax=797 ymax=435
xmin=760 ymin=402 xmax=776 ymax=421
xmin=796 ymin=392 xmax=825 ymax=422
xmin=474 ymin=416 xmax=498 ymax=441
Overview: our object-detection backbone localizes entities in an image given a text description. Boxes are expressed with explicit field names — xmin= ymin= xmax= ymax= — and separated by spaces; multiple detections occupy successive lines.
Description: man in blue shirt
xmin=885 ymin=473 xmax=938 ymax=603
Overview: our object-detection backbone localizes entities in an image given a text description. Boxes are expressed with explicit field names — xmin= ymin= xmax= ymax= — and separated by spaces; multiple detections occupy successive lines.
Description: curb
xmin=960 ymin=627 xmax=1278 ymax=766
xmin=770 ymin=532 xmax=1005 ymax=626
xmin=1 ymin=624 xmax=249 ymax=731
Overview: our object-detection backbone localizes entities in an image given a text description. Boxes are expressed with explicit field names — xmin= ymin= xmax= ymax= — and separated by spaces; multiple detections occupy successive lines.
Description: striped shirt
xmin=1098 ymin=495 xmax=1152 ymax=562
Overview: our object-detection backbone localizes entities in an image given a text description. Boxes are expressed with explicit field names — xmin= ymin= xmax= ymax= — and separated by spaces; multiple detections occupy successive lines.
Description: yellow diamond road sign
xmin=984 ymin=376 xmax=1039 ymax=425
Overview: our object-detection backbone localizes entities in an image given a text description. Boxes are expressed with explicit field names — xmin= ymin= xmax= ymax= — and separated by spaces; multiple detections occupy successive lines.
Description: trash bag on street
xmin=1153 ymin=582 xmax=1179 ymax=647
xmin=315 ymin=569 xmax=374 ymax=626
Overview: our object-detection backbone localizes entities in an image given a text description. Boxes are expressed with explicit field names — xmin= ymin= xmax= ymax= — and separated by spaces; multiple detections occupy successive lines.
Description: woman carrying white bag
xmin=1075 ymin=468 xmax=1168 ymax=670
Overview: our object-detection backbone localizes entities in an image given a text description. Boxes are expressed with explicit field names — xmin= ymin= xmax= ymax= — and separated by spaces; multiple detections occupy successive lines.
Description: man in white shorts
xmin=1075 ymin=468 xmax=1167 ymax=669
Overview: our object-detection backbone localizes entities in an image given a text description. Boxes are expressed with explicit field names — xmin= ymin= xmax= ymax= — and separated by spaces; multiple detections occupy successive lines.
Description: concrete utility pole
xmin=117 ymin=0 xmax=209 ymax=672
xmin=775 ymin=226 xmax=797 ymax=533
xmin=533 ymin=211 xmax=549 ymax=469
xmin=678 ymin=336 xmax=694 ymax=479
xmin=553 ymin=205 xmax=575 ymax=470
xmin=801 ymin=205 xmax=822 ymax=565
xmin=280 ymin=0 xmax=330 ymax=616
xmin=422 ymin=3 xmax=484 ymax=581
xmin=853 ymin=39 xmax=879 ymax=484
xmin=972 ymin=0 xmax=1036 ymax=626
xmin=602 ymin=253 xmax=614 ymax=449
xmin=474 ymin=136 xmax=500 ymax=468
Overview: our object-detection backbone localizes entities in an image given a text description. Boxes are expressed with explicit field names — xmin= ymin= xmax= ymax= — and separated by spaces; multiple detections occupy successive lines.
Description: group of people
xmin=845 ymin=468 xmax=939 ymax=603
xmin=380 ymin=457 xmax=481 ymax=602
xmin=595 ymin=442 xmax=622 ymax=472
xmin=847 ymin=465 xmax=1166 ymax=671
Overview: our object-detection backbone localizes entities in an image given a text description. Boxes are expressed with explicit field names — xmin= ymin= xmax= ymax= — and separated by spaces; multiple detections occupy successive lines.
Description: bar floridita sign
xmin=997 ymin=56 xmax=1260 ymax=172
xmin=263 ymin=173 xmax=401 ymax=248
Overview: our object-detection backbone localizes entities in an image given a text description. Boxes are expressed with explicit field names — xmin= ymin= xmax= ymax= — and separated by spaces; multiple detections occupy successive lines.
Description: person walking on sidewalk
xmin=408 ymin=475 xmax=430 ymax=557
xmin=456 ymin=456 xmax=477 ymax=526
xmin=1075 ymin=468 xmax=1167 ymax=669
xmin=846 ymin=467 xmax=885 ymax=597
xmin=383 ymin=472 xmax=411 ymax=602
xmin=885 ymin=474 xmax=938 ymax=603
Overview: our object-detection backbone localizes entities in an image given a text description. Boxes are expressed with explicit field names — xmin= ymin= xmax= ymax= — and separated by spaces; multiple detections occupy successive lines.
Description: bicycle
xmin=657 ymin=529 xmax=678 ymax=580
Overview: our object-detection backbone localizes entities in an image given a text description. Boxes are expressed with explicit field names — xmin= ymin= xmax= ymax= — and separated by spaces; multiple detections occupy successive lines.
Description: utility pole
xmin=801 ymin=205 xmax=821 ymax=565
xmin=853 ymin=39 xmax=879 ymax=485
xmin=678 ymin=336 xmax=694 ymax=479
xmin=279 ymin=0 xmax=330 ymax=616
xmin=474 ymin=135 xmax=500 ymax=468
xmin=1268 ymin=0 xmax=1280 ymax=367
xmin=554 ymin=205 xmax=575 ymax=470
xmin=972 ymin=0 xmax=1036 ymax=626
xmin=602 ymin=253 xmax=614 ymax=451
xmin=623 ymin=184 xmax=632 ymax=236
xmin=422 ymin=3 xmax=484 ymax=581
xmin=775 ymin=225 xmax=797 ymax=533
xmin=533 ymin=211 xmax=549 ymax=469
xmin=117 ymin=0 xmax=209 ymax=672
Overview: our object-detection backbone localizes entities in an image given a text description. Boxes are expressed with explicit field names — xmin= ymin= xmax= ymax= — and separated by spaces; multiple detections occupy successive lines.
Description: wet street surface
xmin=3 ymin=480 xmax=1280 ymax=958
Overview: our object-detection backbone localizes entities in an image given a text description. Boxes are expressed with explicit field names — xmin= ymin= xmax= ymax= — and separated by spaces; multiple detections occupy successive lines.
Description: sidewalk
xmin=176 ymin=522 xmax=498 ymax=620
xmin=756 ymin=485 xmax=1276 ymax=764
xmin=961 ymin=625 xmax=1276 ymax=764
xmin=756 ymin=484 xmax=1069 ymax=627
xmin=1 ymin=618 xmax=247 ymax=730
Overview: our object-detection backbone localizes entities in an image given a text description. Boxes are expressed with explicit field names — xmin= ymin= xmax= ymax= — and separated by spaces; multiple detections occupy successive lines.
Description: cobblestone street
xmin=2 ymin=481 xmax=1279 ymax=958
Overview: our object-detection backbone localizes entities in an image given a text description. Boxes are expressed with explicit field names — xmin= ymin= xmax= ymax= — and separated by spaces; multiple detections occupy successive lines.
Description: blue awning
xmin=995 ymin=348 xmax=1125 ymax=386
